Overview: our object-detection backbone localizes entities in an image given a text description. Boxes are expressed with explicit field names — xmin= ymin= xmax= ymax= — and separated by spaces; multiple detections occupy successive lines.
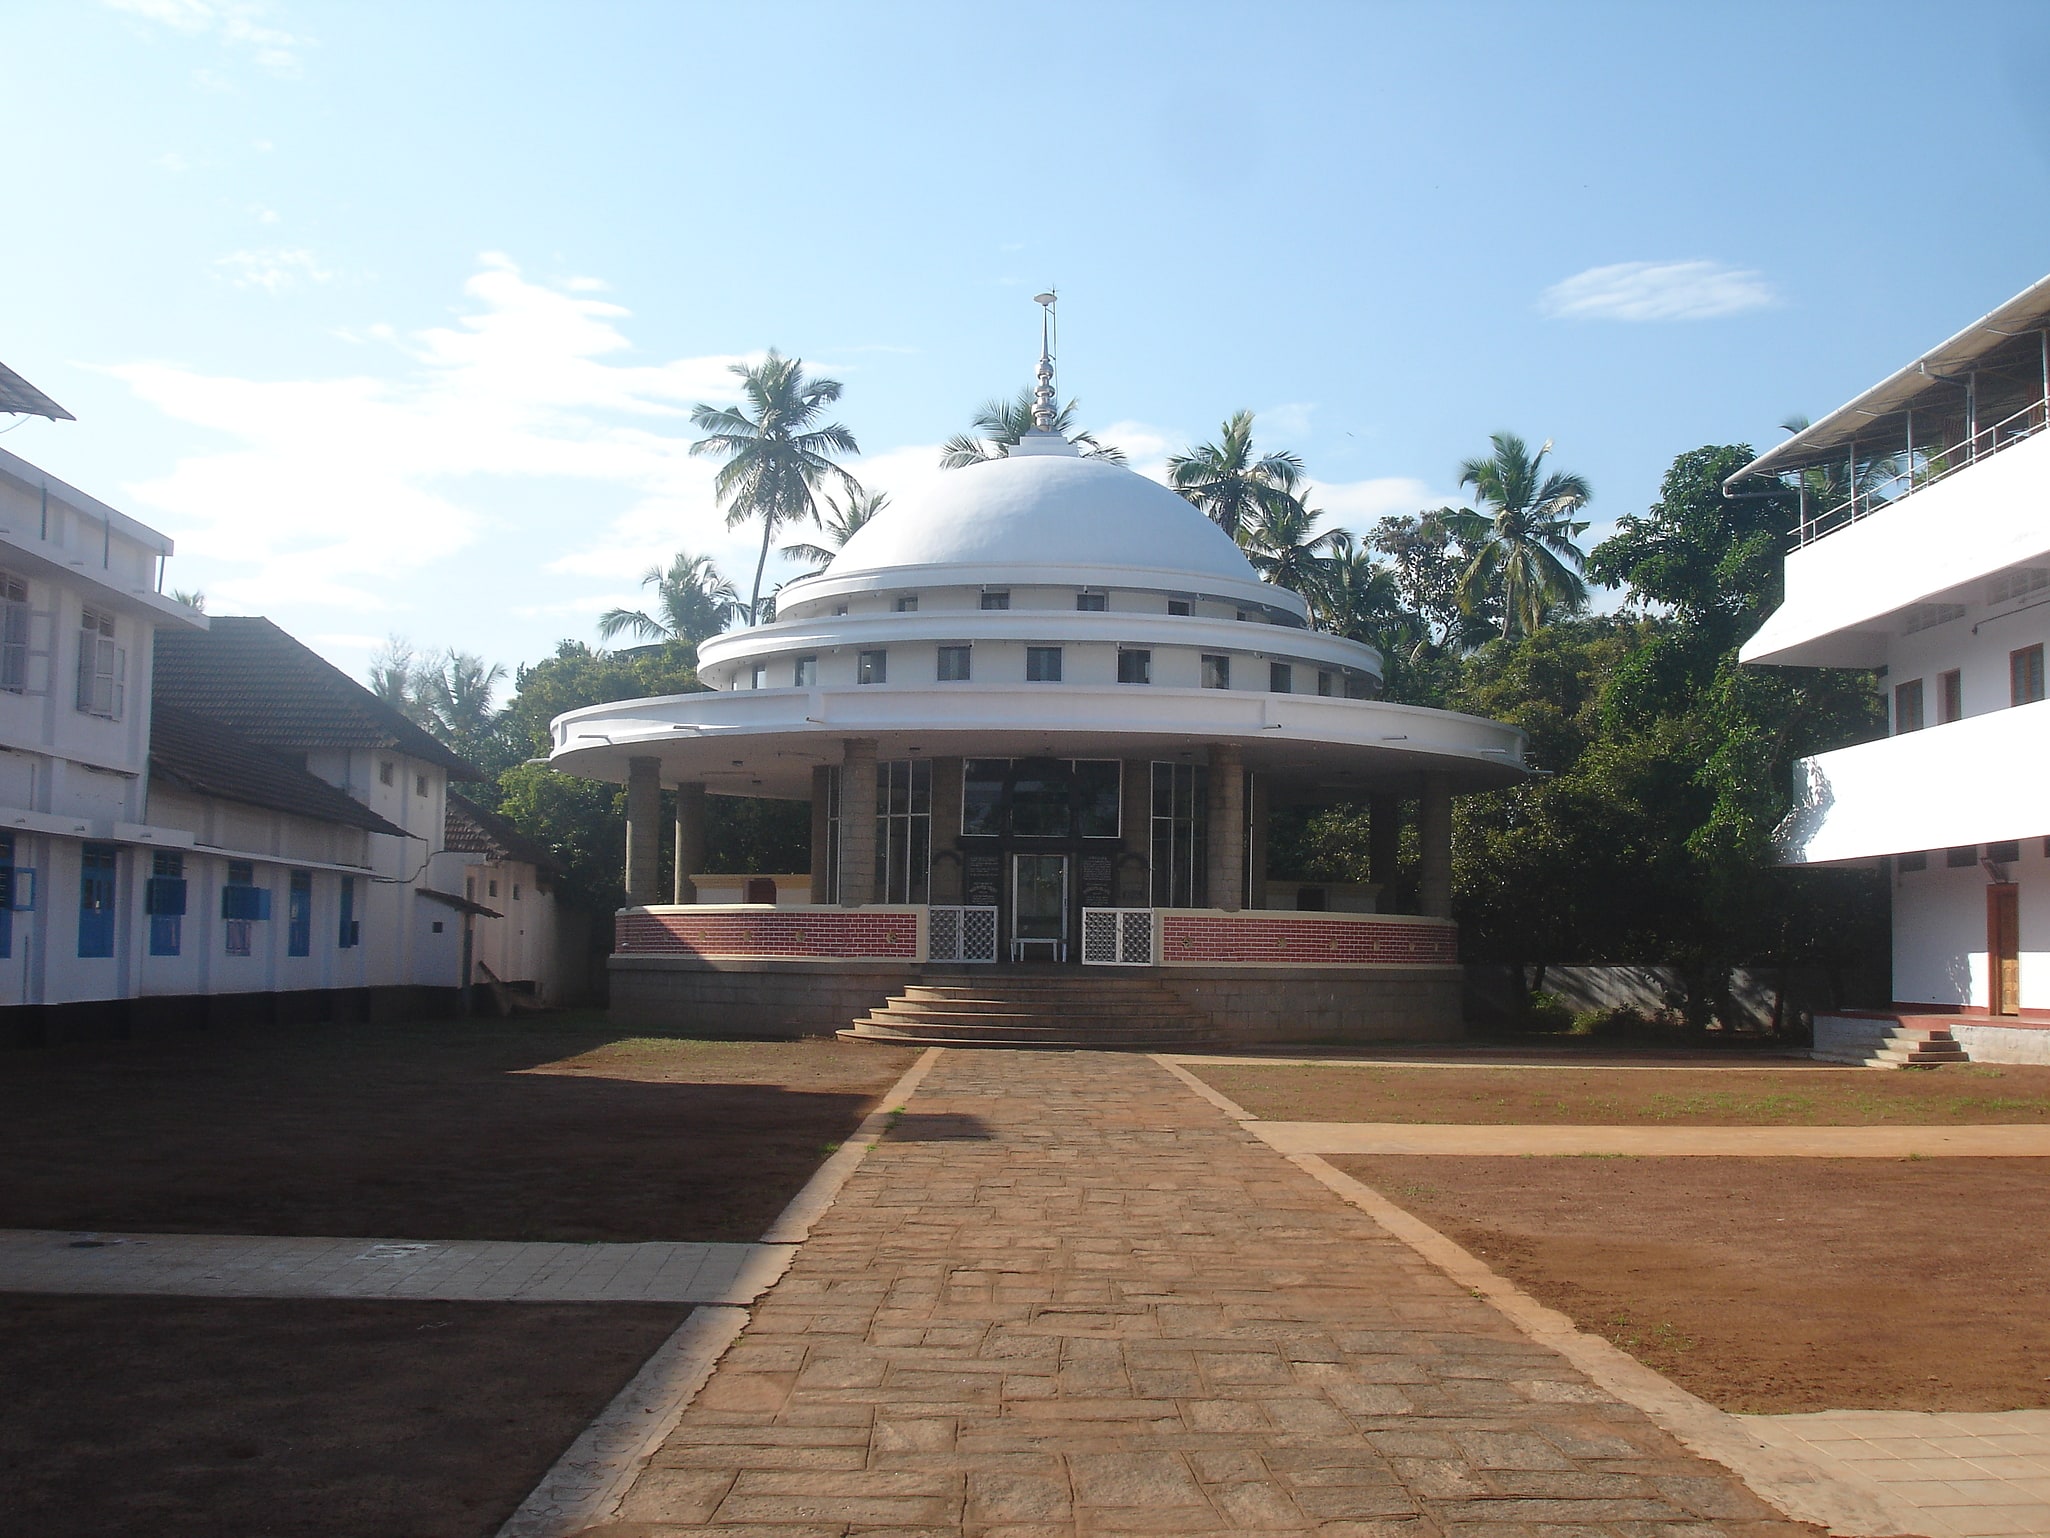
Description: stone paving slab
xmin=596 ymin=1048 xmax=1831 ymax=1537
xmin=1248 ymin=1121 xmax=2050 ymax=1157
xmin=1743 ymin=1411 xmax=2050 ymax=1538
xmin=0 ymin=1229 xmax=792 ymax=1303
xmin=1167 ymin=1055 xmax=1840 ymax=1073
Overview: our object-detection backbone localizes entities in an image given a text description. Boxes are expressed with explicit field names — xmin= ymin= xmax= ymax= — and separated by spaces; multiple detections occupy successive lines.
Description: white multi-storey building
xmin=1737 ymin=272 xmax=2050 ymax=1064
xmin=0 ymin=411 xmax=525 ymax=1041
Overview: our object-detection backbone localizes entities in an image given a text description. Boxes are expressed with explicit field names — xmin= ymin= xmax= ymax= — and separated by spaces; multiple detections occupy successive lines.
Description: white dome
xmin=782 ymin=443 xmax=1301 ymax=617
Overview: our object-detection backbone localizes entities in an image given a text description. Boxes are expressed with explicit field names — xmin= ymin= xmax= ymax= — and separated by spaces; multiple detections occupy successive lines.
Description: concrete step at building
xmin=1813 ymin=1018 xmax=1972 ymax=1068
xmin=843 ymin=972 xmax=1220 ymax=1048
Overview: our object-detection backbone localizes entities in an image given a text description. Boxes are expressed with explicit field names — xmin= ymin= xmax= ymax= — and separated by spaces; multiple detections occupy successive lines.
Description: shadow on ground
xmin=0 ymin=1018 xmax=911 ymax=1242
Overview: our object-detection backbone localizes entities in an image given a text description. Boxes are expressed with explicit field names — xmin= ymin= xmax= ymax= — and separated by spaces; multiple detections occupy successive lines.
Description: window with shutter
xmin=75 ymin=608 xmax=121 ymax=718
xmin=0 ymin=572 xmax=27 ymax=693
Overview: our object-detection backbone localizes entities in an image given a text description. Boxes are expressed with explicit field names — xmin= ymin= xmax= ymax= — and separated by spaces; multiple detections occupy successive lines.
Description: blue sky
xmin=5 ymin=0 xmax=2050 ymax=685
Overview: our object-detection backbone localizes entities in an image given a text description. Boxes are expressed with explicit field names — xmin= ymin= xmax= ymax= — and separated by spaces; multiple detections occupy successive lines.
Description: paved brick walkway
xmin=606 ymin=1049 xmax=1822 ymax=1536
xmin=0 ymin=1230 xmax=787 ymax=1303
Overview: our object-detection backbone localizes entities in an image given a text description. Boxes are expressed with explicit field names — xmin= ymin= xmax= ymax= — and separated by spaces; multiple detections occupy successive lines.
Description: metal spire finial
xmin=1031 ymin=289 xmax=1058 ymax=433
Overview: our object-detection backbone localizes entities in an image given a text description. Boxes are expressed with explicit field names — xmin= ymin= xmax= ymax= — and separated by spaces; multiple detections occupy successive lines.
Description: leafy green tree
xmin=940 ymin=390 xmax=1124 ymax=467
xmin=598 ymin=551 xmax=739 ymax=648
xmin=1168 ymin=411 xmax=1305 ymax=540
xmin=1435 ymin=433 xmax=1593 ymax=638
xmin=691 ymin=351 xmax=861 ymax=625
xmin=781 ymin=489 xmax=888 ymax=574
xmin=1369 ymin=513 xmax=1502 ymax=654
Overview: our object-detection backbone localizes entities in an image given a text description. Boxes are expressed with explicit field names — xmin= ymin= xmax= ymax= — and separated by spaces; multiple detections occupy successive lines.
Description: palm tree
xmin=170 ymin=588 xmax=206 ymax=612
xmin=598 ymin=551 xmax=740 ymax=646
xmin=417 ymin=650 xmax=508 ymax=763
xmin=781 ymin=489 xmax=889 ymax=575
xmin=1238 ymin=493 xmax=1344 ymax=600
xmin=939 ymin=389 xmax=1125 ymax=468
xmin=691 ymin=351 xmax=861 ymax=624
xmin=1439 ymin=433 xmax=1592 ymax=639
xmin=1167 ymin=411 xmax=1305 ymax=540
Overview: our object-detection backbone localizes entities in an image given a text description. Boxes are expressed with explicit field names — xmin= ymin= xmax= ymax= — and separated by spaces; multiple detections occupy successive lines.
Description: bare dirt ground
xmin=1199 ymin=1059 xmax=2050 ymax=1125
xmin=0 ymin=1294 xmax=684 ymax=1538
xmin=0 ymin=1017 xmax=914 ymax=1538
xmin=0 ymin=1016 xmax=915 ymax=1241
xmin=1335 ymin=1153 xmax=2050 ymax=1414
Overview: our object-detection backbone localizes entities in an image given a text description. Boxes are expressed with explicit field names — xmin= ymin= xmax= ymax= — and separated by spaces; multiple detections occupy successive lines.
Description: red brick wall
xmin=615 ymin=908 xmax=919 ymax=961
xmin=1160 ymin=913 xmax=1456 ymax=966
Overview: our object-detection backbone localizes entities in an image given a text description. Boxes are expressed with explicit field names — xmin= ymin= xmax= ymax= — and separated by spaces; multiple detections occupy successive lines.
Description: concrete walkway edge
xmin=1150 ymin=1054 xmax=1936 ymax=1538
xmin=496 ymin=1046 xmax=942 ymax=1538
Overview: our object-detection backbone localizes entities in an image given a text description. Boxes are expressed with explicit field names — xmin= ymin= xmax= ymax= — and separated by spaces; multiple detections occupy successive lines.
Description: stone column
xmin=1247 ymin=773 xmax=1270 ymax=910
xmin=1419 ymin=774 xmax=1453 ymax=920
xmin=837 ymin=738 xmax=879 ymax=907
xmin=624 ymin=756 xmax=662 ymax=906
xmin=1369 ymin=792 xmax=1402 ymax=891
xmin=809 ymin=765 xmax=833 ymax=904
xmin=1118 ymin=758 xmax=1154 ymax=905
xmin=672 ymin=781 xmax=706 ymax=904
xmin=1206 ymin=743 xmax=1245 ymax=913
xmin=927 ymin=757 xmax=963 ymax=903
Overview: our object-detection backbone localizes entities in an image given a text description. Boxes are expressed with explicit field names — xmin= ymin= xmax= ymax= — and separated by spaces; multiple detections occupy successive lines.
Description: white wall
xmin=1892 ymin=845 xmax=2050 ymax=1008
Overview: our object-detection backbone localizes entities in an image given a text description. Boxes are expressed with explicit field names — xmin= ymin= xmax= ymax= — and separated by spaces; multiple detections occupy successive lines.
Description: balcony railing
xmin=1797 ymin=396 xmax=2049 ymax=546
xmin=1081 ymin=907 xmax=1156 ymax=966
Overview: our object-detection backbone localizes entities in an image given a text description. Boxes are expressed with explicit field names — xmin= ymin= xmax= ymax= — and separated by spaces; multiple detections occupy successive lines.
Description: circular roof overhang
xmin=547 ymin=684 xmax=1529 ymax=800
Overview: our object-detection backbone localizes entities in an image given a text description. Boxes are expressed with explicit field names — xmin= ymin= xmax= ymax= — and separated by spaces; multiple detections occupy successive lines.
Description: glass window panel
xmin=1201 ymin=654 xmax=1229 ymax=689
xmin=1026 ymin=646 xmax=1062 ymax=682
xmin=937 ymin=645 xmax=971 ymax=681
xmin=910 ymin=758 xmax=931 ymax=815
xmin=1009 ymin=758 xmax=1071 ymax=838
xmin=1075 ymin=760 xmax=1120 ymax=837
xmin=980 ymin=590 xmax=1010 ymax=610
xmin=1076 ymin=591 xmax=1106 ymax=611
xmin=962 ymin=760 xmax=1006 ymax=836
xmin=1118 ymin=648 xmax=1150 ymax=684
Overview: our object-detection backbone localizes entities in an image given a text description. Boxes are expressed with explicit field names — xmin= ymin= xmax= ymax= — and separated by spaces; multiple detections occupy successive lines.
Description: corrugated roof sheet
xmin=1730 ymin=272 xmax=2050 ymax=486
xmin=0 ymin=361 xmax=73 ymax=422
xmin=149 ymin=703 xmax=411 ymax=838
xmin=154 ymin=616 xmax=483 ymax=780
xmin=444 ymin=792 xmax=563 ymax=880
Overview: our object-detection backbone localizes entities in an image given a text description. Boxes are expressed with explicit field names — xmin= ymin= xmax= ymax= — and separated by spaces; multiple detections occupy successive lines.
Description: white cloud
xmin=1258 ymin=401 xmax=1317 ymax=442
xmin=106 ymin=256 xmax=761 ymax=619
xmin=1305 ymin=475 xmax=1458 ymax=529
xmin=1539 ymin=260 xmax=1776 ymax=322
xmin=104 ymin=0 xmax=309 ymax=76
xmin=155 ymin=150 xmax=189 ymax=173
xmin=213 ymin=246 xmax=331 ymax=292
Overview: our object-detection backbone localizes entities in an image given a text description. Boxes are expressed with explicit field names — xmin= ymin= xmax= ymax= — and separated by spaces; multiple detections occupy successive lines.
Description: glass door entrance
xmin=1011 ymin=853 xmax=1069 ymax=962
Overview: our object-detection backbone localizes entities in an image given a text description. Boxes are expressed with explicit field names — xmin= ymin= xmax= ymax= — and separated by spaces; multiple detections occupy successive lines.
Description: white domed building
xmin=550 ymin=360 xmax=1528 ymax=1046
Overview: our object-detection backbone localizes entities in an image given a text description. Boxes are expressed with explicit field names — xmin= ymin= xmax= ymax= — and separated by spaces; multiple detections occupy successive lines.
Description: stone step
xmin=852 ymin=1004 xmax=1197 ymax=1029
xmin=881 ymin=999 xmax=1187 ymax=1020
xmin=839 ymin=1024 xmax=1220 ymax=1050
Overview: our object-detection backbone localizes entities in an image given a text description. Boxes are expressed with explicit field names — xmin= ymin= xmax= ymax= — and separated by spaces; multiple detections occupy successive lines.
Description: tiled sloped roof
xmin=445 ymin=792 xmax=563 ymax=881
xmin=153 ymin=616 xmax=483 ymax=780
xmin=149 ymin=704 xmax=411 ymax=838
xmin=0 ymin=361 xmax=73 ymax=421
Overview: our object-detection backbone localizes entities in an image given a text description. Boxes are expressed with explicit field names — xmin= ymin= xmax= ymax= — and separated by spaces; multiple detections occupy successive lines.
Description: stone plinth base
xmin=610 ymin=957 xmax=921 ymax=1039
xmin=609 ymin=955 xmax=1464 ymax=1045
xmin=1159 ymin=966 xmax=1463 ymax=1045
